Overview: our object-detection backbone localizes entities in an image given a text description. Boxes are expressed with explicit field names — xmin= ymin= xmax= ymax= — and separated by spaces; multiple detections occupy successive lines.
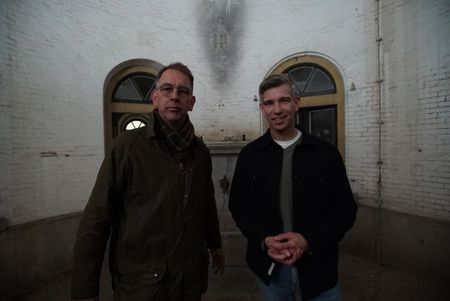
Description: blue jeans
xmin=257 ymin=264 xmax=342 ymax=301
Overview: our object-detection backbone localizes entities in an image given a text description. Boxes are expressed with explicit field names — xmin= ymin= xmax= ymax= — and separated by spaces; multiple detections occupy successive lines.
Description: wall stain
xmin=197 ymin=0 xmax=246 ymax=85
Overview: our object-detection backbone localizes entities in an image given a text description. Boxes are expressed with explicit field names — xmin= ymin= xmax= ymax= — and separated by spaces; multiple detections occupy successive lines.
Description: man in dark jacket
xmin=71 ymin=62 xmax=224 ymax=301
xmin=229 ymin=74 xmax=356 ymax=301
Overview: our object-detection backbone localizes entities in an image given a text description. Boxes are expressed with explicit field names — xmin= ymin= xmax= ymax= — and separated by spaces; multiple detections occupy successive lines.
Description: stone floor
xmin=12 ymin=252 xmax=450 ymax=301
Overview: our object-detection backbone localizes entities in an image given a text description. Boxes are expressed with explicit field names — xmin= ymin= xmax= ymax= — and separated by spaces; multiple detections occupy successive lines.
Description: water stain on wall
xmin=197 ymin=0 xmax=246 ymax=85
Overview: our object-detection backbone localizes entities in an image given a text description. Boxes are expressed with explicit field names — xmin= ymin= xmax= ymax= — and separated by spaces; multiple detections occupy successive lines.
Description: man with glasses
xmin=72 ymin=62 xmax=225 ymax=301
xmin=229 ymin=74 xmax=356 ymax=301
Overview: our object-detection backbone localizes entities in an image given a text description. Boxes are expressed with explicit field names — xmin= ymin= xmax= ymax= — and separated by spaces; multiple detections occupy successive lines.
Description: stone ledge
xmin=206 ymin=141 xmax=247 ymax=155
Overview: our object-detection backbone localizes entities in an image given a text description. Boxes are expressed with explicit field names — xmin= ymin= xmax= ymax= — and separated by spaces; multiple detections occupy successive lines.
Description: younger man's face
xmin=260 ymin=84 xmax=300 ymax=139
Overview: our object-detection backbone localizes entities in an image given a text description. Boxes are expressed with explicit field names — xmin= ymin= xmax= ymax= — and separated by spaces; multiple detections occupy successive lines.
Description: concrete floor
xmin=13 ymin=252 xmax=450 ymax=301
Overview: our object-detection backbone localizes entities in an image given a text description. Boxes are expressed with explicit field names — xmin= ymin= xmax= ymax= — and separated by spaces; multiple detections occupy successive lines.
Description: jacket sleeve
xmin=301 ymin=148 xmax=357 ymax=251
xmin=204 ymin=151 xmax=222 ymax=251
xmin=71 ymin=148 xmax=124 ymax=299
xmin=229 ymin=150 xmax=274 ymax=246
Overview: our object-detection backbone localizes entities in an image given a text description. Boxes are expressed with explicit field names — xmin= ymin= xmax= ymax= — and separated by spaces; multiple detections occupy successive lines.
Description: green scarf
xmin=154 ymin=110 xmax=195 ymax=153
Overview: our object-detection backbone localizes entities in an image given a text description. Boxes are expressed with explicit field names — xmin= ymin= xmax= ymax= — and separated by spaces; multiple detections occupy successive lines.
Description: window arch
xmin=285 ymin=64 xmax=336 ymax=96
xmin=113 ymin=73 xmax=156 ymax=104
xmin=117 ymin=114 xmax=149 ymax=133
xmin=267 ymin=54 xmax=346 ymax=157
xmin=103 ymin=59 xmax=163 ymax=153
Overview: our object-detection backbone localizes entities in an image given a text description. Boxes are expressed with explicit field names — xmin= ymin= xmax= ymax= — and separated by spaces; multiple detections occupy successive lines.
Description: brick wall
xmin=1 ymin=0 xmax=449 ymax=225
xmin=378 ymin=0 xmax=450 ymax=218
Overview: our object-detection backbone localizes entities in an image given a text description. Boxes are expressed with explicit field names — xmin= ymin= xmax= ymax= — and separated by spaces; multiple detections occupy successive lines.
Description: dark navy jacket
xmin=229 ymin=128 xmax=357 ymax=300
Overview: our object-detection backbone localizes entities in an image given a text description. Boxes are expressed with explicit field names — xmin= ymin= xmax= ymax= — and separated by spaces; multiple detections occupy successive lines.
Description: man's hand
xmin=264 ymin=236 xmax=292 ymax=262
xmin=264 ymin=232 xmax=310 ymax=265
xmin=210 ymin=248 xmax=225 ymax=275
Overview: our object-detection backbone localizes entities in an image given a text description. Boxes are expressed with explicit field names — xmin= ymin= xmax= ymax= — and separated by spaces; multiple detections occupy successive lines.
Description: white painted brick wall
xmin=1 ymin=0 xmax=449 ymax=224
xmin=377 ymin=0 xmax=450 ymax=219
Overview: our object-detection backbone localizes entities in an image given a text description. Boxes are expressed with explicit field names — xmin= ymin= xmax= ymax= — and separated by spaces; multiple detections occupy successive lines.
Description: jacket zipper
xmin=179 ymin=162 xmax=189 ymax=208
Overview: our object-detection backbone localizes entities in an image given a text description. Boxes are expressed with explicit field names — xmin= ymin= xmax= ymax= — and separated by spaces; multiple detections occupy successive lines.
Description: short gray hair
xmin=156 ymin=62 xmax=194 ymax=90
xmin=258 ymin=74 xmax=299 ymax=100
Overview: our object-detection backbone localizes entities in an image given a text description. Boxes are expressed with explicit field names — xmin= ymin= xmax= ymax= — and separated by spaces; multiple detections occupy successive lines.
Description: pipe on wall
xmin=373 ymin=0 xmax=385 ymax=265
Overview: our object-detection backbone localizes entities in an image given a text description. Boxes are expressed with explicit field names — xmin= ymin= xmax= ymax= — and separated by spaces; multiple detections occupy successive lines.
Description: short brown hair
xmin=258 ymin=74 xmax=299 ymax=100
xmin=156 ymin=62 xmax=194 ymax=90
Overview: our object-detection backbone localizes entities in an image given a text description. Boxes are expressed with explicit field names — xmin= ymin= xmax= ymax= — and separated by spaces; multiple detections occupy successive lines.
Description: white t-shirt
xmin=273 ymin=129 xmax=302 ymax=149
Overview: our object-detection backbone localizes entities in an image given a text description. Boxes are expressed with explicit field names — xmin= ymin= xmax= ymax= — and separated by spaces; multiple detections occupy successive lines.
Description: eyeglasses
xmin=156 ymin=84 xmax=192 ymax=98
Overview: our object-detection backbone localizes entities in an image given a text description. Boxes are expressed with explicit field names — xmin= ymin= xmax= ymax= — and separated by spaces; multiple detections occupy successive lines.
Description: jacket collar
xmin=256 ymin=125 xmax=319 ymax=150
xmin=146 ymin=110 xmax=158 ymax=139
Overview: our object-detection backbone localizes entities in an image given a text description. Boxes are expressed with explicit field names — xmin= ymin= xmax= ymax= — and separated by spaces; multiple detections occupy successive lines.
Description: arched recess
xmin=267 ymin=54 xmax=346 ymax=158
xmin=103 ymin=59 xmax=163 ymax=153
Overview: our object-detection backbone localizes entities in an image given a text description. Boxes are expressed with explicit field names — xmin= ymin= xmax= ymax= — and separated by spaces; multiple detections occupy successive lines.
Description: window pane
xmin=288 ymin=67 xmax=313 ymax=93
xmin=309 ymin=108 xmax=336 ymax=145
xmin=114 ymin=74 xmax=155 ymax=103
xmin=125 ymin=119 xmax=146 ymax=130
xmin=286 ymin=65 xmax=336 ymax=96
xmin=133 ymin=75 xmax=156 ymax=100
xmin=114 ymin=78 xmax=142 ymax=101
xmin=305 ymin=69 xmax=335 ymax=94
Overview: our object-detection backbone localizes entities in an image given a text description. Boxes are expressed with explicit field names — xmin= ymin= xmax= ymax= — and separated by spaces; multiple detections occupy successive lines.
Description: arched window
xmin=103 ymin=59 xmax=163 ymax=153
xmin=113 ymin=74 xmax=155 ymax=104
xmin=285 ymin=64 xmax=336 ymax=96
xmin=268 ymin=54 xmax=346 ymax=157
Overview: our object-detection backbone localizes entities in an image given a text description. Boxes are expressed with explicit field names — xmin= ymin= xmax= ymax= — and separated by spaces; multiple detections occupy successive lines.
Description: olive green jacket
xmin=71 ymin=112 xmax=222 ymax=300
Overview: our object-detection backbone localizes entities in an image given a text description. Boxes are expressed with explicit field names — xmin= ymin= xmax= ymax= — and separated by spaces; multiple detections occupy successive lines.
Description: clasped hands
xmin=264 ymin=232 xmax=310 ymax=266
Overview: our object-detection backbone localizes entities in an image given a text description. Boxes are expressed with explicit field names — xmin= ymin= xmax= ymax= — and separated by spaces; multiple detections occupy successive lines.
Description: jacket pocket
xmin=118 ymin=260 xmax=166 ymax=284
xmin=246 ymin=173 xmax=276 ymax=206
xmin=124 ymin=192 xmax=147 ymax=206
xmin=121 ymin=193 xmax=155 ymax=251
xmin=114 ymin=261 xmax=167 ymax=301
xmin=301 ymin=176 xmax=330 ymax=213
